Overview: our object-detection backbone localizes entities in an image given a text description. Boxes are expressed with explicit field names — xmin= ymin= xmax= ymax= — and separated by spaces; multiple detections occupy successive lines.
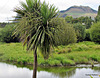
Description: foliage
xmin=65 ymin=16 xmax=93 ymax=29
xmin=73 ymin=23 xmax=86 ymax=42
xmin=71 ymin=18 xmax=79 ymax=23
xmin=95 ymin=5 xmax=100 ymax=22
xmin=84 ymin=17 xmax=93 ymax=29
xmin=90 ymin=22 xmax=100 ymax=43
xmin=14 ymin=0 xmax=58 ymax=59
xmin=50 ymin=18 xmax=77 ymax=45
xmin=97 ymin=5 xmax=100 ymax=16
xmin=78 ymin=16 xmax=93 ymax=29
xmin=65 ymin=16 xmax=73 ymax=23
xmin=14 ymin=0 xmax=41 ymax=18
xmin=0 ymin=24 xmax=19 ymax=43
xmin=84 ymin=29 xmax=91 ymax=41
xmin=95 ymin=16 xmax=100 ymax=22
xmin=14 ymin=1 xmax=59 ymax=78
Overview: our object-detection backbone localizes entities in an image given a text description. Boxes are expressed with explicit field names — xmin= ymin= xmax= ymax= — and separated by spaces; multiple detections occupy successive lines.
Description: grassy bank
xmin=0 ymin=41 xmax=100 ymax=66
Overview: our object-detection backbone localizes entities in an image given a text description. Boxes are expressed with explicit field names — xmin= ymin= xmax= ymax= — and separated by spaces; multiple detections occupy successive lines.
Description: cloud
xmin=41 ymin=0 xmax=100 ymax=10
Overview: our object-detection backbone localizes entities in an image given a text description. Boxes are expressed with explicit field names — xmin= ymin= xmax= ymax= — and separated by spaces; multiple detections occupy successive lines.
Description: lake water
xmin=0 ymin=62 xmax=100 ymax=78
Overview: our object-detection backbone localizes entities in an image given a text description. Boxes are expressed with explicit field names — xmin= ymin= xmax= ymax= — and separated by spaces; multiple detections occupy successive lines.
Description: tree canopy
xmin=14 ymin=0 xmax=58 ymax=59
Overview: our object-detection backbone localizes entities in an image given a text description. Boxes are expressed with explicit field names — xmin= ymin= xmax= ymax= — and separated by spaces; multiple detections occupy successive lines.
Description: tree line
xmin=1 ymin=5 xmax=100 ymax=43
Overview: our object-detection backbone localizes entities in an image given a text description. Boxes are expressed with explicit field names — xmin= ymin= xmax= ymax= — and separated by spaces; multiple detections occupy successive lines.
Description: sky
xmin=0 ymin=0 xmax=100 ymax=22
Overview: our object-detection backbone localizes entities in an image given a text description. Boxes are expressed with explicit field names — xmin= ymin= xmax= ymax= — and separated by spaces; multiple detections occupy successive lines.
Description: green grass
xmin=0 ymin=28 xmax=3 ymax=31
xmin=0 ymin=41 xmax=100 ymax=66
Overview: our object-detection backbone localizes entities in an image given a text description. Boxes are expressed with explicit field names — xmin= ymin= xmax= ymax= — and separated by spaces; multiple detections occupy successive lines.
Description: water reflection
xmin=51 ymin=68 xmax=76 ymax=78
xmin=0 ymin=62 xmax=100 ymax=78
xmin=0 ymin=62 xmax=33 ymax=78
xmin=38 ymin=67 xmax=76 ymax=78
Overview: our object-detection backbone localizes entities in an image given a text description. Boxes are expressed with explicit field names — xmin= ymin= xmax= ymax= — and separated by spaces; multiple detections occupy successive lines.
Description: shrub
xmin=65 ymin=16 xmax=73 ymax=23
xmin=84 ymin=29 xmax=91 ymax=41
xmin=51 ymin=18 xmax=77 ymax=46
xmin=73 ymin=23 xmax=86 ymax=42
xmin=0 ymin=24 xmax=19 ymax=43
xmin=90 ymin=22 xmax=100 ymax=43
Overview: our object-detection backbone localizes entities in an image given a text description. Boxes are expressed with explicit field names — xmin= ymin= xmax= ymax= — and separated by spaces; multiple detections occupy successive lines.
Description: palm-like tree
xmin=14 ymin=0 xmax=58 ymax=78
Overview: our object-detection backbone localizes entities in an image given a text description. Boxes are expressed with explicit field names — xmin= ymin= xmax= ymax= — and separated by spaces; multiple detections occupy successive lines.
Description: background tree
xmin=84 ymin=29 xmax=91 ymax=41
xmin=65 ymin=16 xmax=93 ymax=29
xmin=73 ymin=23 xmax=86 ymax=42
xmin=76 ymin=16 xmax=93 ymax=29
xmin=90 ymin=22 xmax=100 ymax=43
xmin=97 ymin=5 xmax=100 ymax=16
xmin=95 ymin=16 xmax=100 ymax=22
xmin=50 ymin=18 xmax=77 ymax=45
xmin=0 ymin=24 xmax=19 ymax=43
xmin=95 ymin=5 xmax=100 ymax=22
xmin=65 ymin=16 xmax=73 ymax=23
xmin=72 ymin=18 xmax=79 ymax=23
xmin=14 ymin=0 xmax=58 ymax=78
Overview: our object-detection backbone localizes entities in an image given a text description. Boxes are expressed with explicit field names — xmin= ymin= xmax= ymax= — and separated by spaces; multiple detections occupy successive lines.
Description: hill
xmin=59 ymin=6 xmax=97 ymax=18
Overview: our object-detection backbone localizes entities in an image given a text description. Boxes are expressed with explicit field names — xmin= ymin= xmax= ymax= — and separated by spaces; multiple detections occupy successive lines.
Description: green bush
xmin=84 ymin=29 xmax=91 ymax=41
xmin=95 ymin=16 xmax=100 ymax=22
xmin=65 ymin=16 xmax=73 ymax=23
xmin=50 ymin=18 xmax=77 ymax=46
xmin=0 ymin=24 xmax=19 ymax=43
xmin=77 ymin=16 xmax=93 ymax=29
xmin=90 ymin=22 xmax=100 ymax=43
xmin=73 ymin=23 xmax=86 ymax=42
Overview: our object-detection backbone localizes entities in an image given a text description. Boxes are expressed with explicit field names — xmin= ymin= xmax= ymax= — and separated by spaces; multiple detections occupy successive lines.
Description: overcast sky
xmin=0 ymin=0 xmax=100 ymax=22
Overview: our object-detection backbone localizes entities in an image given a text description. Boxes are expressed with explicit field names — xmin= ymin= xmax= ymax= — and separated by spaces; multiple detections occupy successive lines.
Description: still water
xmin=0 ymin=62 xmax=100 ymax=78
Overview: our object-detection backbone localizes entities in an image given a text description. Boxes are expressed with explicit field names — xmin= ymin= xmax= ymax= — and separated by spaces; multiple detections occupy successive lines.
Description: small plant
xmin=67 ymin=47 xmax=72 ymax=53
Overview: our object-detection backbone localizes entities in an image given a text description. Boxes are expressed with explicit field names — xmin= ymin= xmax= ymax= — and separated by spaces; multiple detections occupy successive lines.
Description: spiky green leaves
xmin=14 ymin=0 xmax=41 ymax=18
xmin=14 ymin=0 xmax=58 ymax=59
xmin=41 ymin=2 xmax=58 ymax=26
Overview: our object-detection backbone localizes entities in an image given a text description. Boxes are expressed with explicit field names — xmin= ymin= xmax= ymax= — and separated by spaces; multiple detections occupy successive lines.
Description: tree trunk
xmin=33 ymin=49 xmax=37 ymax=78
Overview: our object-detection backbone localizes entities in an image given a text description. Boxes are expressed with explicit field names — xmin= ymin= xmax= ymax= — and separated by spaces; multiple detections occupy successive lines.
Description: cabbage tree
xmin=14 ymin=0 xmax=58 ymax=78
